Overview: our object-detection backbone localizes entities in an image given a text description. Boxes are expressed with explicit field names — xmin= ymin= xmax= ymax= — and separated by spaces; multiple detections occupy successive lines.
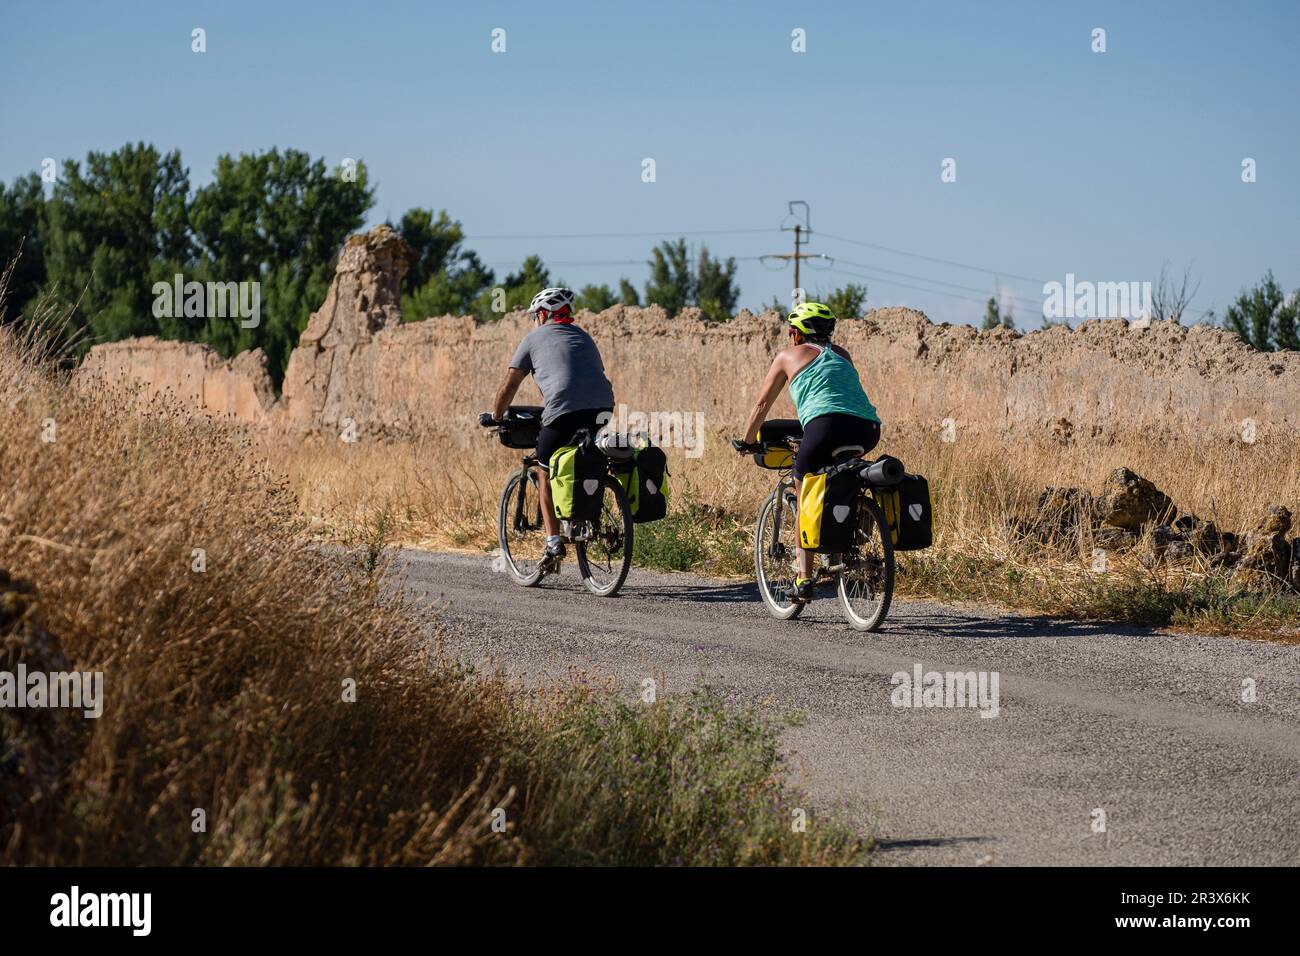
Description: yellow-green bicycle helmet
xmin=788 ymin=301 xmax=836 ymax=337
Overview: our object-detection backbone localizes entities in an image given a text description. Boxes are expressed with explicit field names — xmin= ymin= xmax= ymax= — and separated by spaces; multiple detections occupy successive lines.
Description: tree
xmin=471 ymin=254 xmax=550 ymax=320
xmin=695 ymin=247 xmax=739 ymax=322
xmin=819 ymin=283 xmax=868 ymax=320
xmin=618 ymin=278 xmax=640 ymax=306
xmin=982 ymin=295 xmax=1015 ymax=331
xmin=0 ymin=173 xmax=46 ymax=323
xmin=643 ymin=238 xmax=740 ymax=320
xmin=395 ymin=208 xmax=493 ymax=320
xmin=1224 ymin=271 xmax=1299 ymax=352
xmin=188 ymin=148 xmax=374 ymax=379
xmin=644 ymin=238 xmax=693 ymax=315
xmin=41 ymin=143 xmax=192 ymax=349
xmin=575 ymin=283 xmax=618 ymax=312
xmin=396 ymin=208 xmax=462 ymax=293
xmin=1150 ymin=262 xmax=1201 ymax=324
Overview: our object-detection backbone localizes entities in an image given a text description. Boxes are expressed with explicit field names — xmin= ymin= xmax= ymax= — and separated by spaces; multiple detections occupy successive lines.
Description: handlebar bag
xmin=753 ymin=446 xmax=795 ymax=469
xmin=498 ymin=406 xmax=544 ymax=449
xmin=754 ymin=418 xmax=802 ymax=469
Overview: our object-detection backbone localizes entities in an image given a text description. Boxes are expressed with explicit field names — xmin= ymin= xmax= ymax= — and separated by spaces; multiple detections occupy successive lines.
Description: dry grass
xmin=0 ymin=310 xmax=863 ymax=865
xmin=269 ymin=421 xmax=1300 ymax=637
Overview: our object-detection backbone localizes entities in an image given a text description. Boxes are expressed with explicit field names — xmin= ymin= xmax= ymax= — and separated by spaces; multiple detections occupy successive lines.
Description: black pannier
xmin=877 ymin=473 xmax=933 ymax=551
xmin=626 ymin=445 xmax=668 ymax=523
xmin=798 ymin=460 xmax=861 ymax=554
xmin=497 ymin=405 xmax=545 ymax=449
xmin=894 ymin=474 xmax=933 ymax=550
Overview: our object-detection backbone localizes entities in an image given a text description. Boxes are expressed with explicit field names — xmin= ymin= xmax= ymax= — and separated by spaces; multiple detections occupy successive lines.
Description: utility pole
xmin=762 ymin=201 xmax=829 ymax=306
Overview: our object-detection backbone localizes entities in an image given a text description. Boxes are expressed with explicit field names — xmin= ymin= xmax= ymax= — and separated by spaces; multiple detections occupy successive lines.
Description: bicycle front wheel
xmin=498 ymin=468 xmax=546 ymax=586
xmin=754 ymin=485 xmax=804 ymax=620
xmin=838 ymin=496 xmax=895 ymax=631
xmin=576 ymin=477 xmax=633 ymax=596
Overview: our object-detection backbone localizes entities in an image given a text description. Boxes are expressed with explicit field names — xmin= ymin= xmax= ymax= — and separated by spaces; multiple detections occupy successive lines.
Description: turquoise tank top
xmin=788 ymin=345 xmax=880 ymax=428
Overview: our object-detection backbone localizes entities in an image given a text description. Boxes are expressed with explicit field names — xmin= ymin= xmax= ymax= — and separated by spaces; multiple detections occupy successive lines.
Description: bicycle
xmin=480 ymin=406 xmax=634 ymax=597
xmin=732 ymin=420 xmax=897 ymax=631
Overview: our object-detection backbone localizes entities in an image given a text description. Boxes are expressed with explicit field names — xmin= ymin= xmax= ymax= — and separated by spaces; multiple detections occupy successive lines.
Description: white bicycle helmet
xmin=528 ymin=287 xmax=576 ymax=315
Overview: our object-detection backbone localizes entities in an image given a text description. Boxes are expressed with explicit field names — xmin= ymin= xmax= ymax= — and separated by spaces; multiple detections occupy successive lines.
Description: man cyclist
xmin=739 ymin=301 xmax=882 ymax=602
xmin=489 ymin=287 xmax=615 ymax=567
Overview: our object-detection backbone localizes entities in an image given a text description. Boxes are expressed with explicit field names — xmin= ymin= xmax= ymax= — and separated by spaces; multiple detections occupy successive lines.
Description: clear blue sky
xmin=3 ymin=0 xmax=1297 ymax=325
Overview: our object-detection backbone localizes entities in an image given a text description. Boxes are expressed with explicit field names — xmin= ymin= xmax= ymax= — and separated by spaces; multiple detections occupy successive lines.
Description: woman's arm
xmin=742 ymin=354 xmax=789 ymax=444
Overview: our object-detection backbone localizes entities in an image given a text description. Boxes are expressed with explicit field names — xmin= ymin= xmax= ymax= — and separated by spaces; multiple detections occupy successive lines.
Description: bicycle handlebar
xmin=732 ymin=437 xmax=795 ymax=455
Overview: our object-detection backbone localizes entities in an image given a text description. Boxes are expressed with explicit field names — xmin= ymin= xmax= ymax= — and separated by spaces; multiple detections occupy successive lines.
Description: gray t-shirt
xmin=509 ymin=322 xmax=615 ymax=425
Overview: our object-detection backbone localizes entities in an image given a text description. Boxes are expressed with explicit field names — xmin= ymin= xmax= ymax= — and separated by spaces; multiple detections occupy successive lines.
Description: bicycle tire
xmin=576 ymin=477 xmax=633 ymax=596
xmin=837 ymin=496 xmax=895 ymax=631
xmin=754 ymin=485 xmax=805 ymax=620
xmin=497 ymin=468 xmax=546 ymax=586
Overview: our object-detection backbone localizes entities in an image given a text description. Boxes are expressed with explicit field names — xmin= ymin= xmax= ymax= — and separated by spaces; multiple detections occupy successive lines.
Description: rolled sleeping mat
xmin=861 ymin=455 xmax=905 ymax=486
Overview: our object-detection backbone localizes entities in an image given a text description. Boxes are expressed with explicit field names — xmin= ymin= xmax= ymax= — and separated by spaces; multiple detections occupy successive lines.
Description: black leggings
xmin=535 ymin=408 xmax=612 ymax=472
xmin=793 ymin=413 xmax=881 ymax=479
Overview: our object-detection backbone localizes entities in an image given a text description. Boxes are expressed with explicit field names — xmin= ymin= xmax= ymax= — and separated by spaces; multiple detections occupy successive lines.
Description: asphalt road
xmin=391 ymin=549 xmax=1300 ymax=866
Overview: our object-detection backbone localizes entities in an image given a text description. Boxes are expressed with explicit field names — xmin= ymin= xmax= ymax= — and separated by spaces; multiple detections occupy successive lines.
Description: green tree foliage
xmin=761 ymin=284 xmax=866 ymax=319
xmin=0 ymin=173 xmax=46 ymax=322
xmin=469 ymin=254 xmax=550 ymax=320
xmin=982 ymin=295 xmax=1015 ymax=331
xmin=396 ymin=208 xmax=494 ymax=320
xmin=643 ymin=238 xmax=739 ymax=321
xmin=397 ymin=208 xmax=462 ymax=292
xmin=644 ymin=239 xmax=693 ymax=315
xmin=695 ymin=247 xmax=739 ymax=321
xmin=819 ymin=283 xmax=868 ymax=320
xmin=575 ymin=283 xmax=618 ymax=312
xmin=618 ymin=278 xmax=641 ymax=306
xmin=41 ymin=143 xmax=192 ymax=348
xmin=188 ymin=148 xmax=374 ymax=380
xmin=1223 ymin=271 xmax=1299 ymax=352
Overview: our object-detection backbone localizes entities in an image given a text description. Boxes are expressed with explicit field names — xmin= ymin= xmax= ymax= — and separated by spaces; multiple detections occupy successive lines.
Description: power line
xmin=482 ymin=255 xmax=769 ymax=268
xmin=817 ymin=230 xmax=1050 ymax=287
xmin=464 ymin=227 xmax=777 ymax=241
xmin=481 ymin=258 xmax=647 ymax=267
xmin=827 ymin=256 xmax=1045 ymax=310
xmin=824 ymin=265 xmax=1009 ymax=309
xmin=464 ymin=218 xmax=1205 ymax=321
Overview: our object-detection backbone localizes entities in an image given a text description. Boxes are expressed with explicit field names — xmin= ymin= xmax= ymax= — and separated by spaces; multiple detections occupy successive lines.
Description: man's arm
xmin=493 ymin=367 xmax=529 ymax=421
xmin=742 ymin=353 xmax=789 ymax=444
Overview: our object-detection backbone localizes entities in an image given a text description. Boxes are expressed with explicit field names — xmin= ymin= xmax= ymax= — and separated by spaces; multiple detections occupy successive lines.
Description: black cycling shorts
xmin=793 ymin=413 xmax=881 ymax=480
xmin=535 ymin=408 xmax=612 ymax=472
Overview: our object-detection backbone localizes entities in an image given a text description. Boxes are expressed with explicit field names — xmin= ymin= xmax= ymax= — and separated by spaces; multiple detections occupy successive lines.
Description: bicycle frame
xmin=511 ymin=453 xmax=620 ymax=544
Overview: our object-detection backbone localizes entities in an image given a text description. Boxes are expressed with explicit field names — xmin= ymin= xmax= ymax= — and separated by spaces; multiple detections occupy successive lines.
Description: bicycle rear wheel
xmin=754 ymin=485 xmax=804 ymax=619
xmin=498 ymin=468 xmax=546 ymax=586
xmin=576 ymin=477 xmax=633 ymax=596
xmin=838 ymin=496 xmax=894 ymax=631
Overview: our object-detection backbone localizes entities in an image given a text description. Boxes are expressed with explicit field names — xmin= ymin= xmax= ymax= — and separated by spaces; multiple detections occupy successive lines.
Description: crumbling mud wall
xmin=76 ymin=336 xmax=276 ymax=424
xmin=76 ymin=225 xmax=1300 ymax=441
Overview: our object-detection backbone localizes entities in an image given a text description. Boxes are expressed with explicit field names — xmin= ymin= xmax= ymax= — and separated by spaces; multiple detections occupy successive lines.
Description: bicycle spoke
xmin=838 ymin=496 xmax=894 ymax=631
xmin=755 ymin=485 xmax=803 ymax=619
xmin=578 ymin=477 xmax=632 ymax=596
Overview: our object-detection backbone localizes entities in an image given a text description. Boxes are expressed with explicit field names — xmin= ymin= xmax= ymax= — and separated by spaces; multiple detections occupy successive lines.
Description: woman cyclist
xmin=739 ymin=301 xmax=882 ymax=602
